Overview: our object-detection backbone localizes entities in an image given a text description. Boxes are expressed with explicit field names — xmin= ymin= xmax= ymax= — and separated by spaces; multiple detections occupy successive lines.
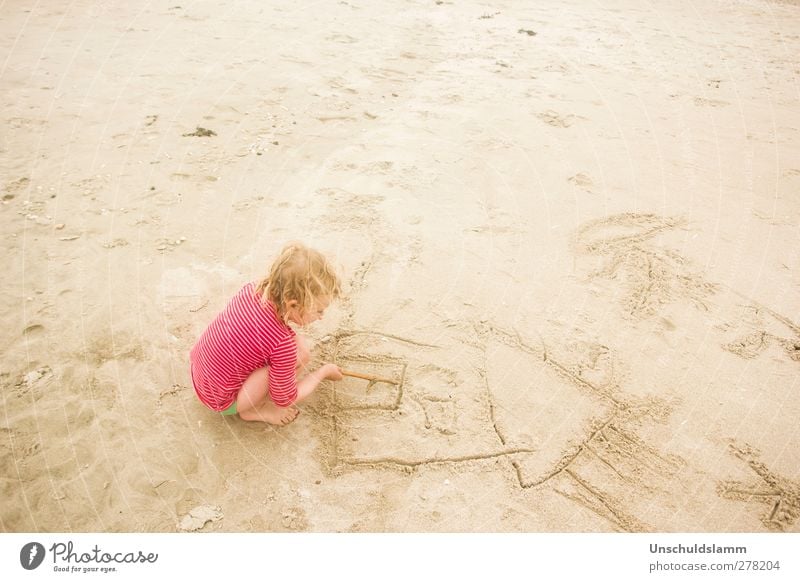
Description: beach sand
xmin=2 ymin=0 xmax=799 ymax=532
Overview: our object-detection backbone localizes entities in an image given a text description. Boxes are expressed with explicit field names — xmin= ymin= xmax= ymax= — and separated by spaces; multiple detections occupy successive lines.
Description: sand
xmin=1 ymin=0 xmax=798 ymax=533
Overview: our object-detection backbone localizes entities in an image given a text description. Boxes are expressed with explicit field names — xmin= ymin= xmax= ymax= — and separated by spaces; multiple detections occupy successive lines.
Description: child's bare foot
xmin=239 ymin=400 xmax=300 ymax=425
xmin=265 ymin=405 xmax=300 ymax=426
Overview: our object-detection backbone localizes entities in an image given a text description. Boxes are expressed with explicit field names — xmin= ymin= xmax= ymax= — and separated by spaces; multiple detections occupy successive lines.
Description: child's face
xmin=286 ymin=296 xmax=330 ymax=326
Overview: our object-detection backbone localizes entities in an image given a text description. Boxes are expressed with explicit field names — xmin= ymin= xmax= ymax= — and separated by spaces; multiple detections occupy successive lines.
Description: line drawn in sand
xmin=313 ymin=331 xmax=538 ymax=471
xmin=719 ymin=299 xmax=800 ymax=364
xmin=574 ymin=213 xmax=716 ymax=319
xmin=313 ymin=325 xmax=684 ymax=532
xmin=474 ymin=321 xmax=684 ymax=532
xmin=717 ymin=442 xmax=799 ymax=531
xmin=524 ymin=404 xmax=682 ymax=532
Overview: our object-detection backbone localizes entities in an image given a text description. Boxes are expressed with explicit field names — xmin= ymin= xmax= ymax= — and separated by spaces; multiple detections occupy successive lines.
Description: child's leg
xmin=235 ymin=367 xmax=299 ymax=425
xmin=295 ymin=334 xmax=311 ymax=373
xmin=235 ymin=337 xmax=309 ymax=424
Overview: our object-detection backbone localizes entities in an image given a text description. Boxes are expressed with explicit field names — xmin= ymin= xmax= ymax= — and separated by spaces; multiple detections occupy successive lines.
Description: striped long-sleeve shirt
xmin=189 ymin=283 xmax=297 ymax=411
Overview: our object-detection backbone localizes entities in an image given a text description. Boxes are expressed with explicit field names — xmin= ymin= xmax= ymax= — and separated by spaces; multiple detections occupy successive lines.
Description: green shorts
xmin=220 ymin=401 xmax=238 ymax=416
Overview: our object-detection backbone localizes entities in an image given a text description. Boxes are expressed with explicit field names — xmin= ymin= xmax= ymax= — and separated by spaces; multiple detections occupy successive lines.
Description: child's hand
xmin=322 ymin=363 xmax=343 ymax=381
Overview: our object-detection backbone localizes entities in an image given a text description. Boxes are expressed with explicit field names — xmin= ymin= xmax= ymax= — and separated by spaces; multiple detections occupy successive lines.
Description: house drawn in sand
xmin=314 ymin=328 xmax=687 ymax=532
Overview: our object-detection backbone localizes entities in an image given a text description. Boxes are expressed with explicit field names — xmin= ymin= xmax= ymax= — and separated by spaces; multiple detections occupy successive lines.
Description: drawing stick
xmin=340 ymin=368 xmax=399 ymax=385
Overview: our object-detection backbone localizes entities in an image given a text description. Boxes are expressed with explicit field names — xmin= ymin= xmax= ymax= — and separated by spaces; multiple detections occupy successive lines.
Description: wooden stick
xmin=340 ymin=368 xmax=399 ymax=385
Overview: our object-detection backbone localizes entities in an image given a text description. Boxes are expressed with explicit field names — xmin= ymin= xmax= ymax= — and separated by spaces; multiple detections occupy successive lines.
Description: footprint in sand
xmin=177 ymin=505 xmax=223 ymax=532
xmin=22 ymin=324 xmax=45 ymax=339
xmin=693 ymin=97 xmax=730 ymax=108
xmin=3 ymin=177 xmax=30 ymax=200
xmin=231 ymin=196 xmax=264 ymax=211
xmin=76 ymin=333 xmax=145 ymax=366
xmin=568 ymin=172 xmax=594 ymax=189
xmin=9 ymin=366 xmax=53 ymax=399
xmin=537 ymin=110 xmax=578 ymax=128
xmin=155 ymin=236 xmax=188 ymax=252
xmin=102 ymin=238 xmax=129 ymax=249
xmin=7 ymin=117 xmax=47 ymax=129
xmin=325 ymin=33 xmax=358 ymax=44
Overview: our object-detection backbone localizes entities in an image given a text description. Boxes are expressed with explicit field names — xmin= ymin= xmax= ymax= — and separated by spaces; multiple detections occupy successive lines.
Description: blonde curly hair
xmin=256 ymin=242 xmax=341 ymax=322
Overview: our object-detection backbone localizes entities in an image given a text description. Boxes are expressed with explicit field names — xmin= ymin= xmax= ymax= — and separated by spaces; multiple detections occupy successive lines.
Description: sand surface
xmin=2 ymin=0 xmax=799 ymax=532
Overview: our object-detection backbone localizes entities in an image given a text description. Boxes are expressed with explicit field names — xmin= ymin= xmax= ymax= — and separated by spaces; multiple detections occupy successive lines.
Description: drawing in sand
xmin=1 ymin=1 xmax=798 ymax=536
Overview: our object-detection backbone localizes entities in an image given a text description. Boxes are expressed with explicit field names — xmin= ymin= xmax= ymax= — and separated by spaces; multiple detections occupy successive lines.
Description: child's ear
xmin=285 ymin=299 xmax=299 ymax=310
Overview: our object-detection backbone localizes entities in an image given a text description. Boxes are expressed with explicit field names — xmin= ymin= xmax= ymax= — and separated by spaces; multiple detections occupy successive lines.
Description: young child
xmin=189 ymin=243 xmax=343 ymax=425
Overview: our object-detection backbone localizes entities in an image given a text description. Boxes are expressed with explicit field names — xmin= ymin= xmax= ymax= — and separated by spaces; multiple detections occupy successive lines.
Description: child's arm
xmin=295 ymin=363 xmax=342 ymax=402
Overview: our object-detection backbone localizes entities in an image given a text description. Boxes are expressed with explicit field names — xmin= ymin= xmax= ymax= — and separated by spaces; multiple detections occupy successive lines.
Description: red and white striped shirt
xmin=189 ymin=283 xmax=297 ymax=411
